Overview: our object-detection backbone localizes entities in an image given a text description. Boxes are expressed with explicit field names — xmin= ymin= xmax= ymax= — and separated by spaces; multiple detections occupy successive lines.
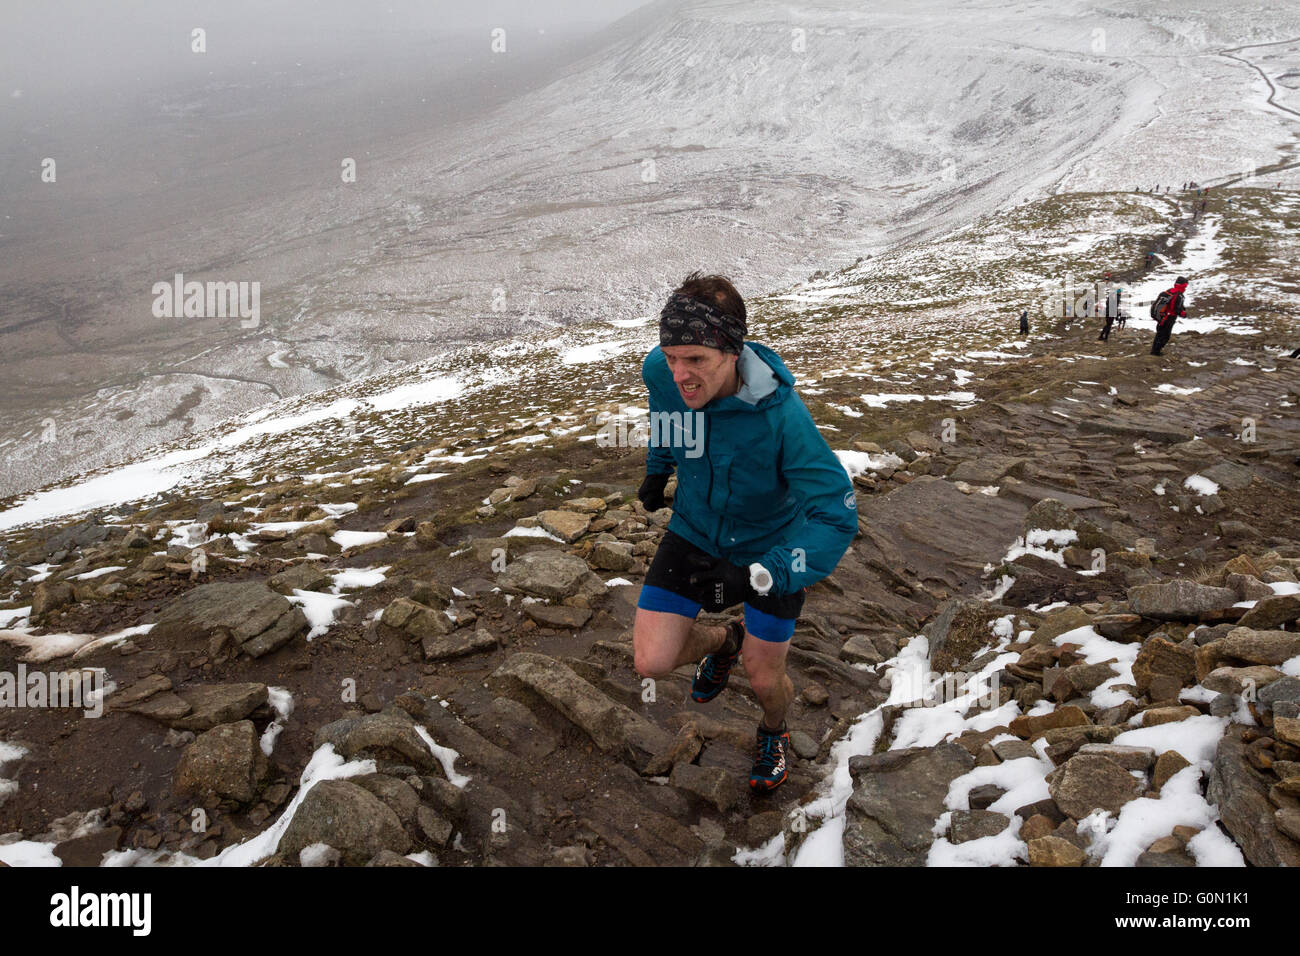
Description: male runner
xmin=632 ymin=272 xmax=857 ymax=792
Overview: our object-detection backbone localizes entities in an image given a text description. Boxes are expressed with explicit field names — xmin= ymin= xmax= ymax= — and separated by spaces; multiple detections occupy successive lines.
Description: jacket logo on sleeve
xmin=843 ymin=490 xmax=857 ymax=509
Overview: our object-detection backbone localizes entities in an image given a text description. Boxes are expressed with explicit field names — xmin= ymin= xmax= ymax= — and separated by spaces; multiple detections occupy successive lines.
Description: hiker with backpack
xmin=1150 ymin=276 xmax=1189 ymax=356
xmin=1019 ymin=309 xmax=1029 ymax=334
xmin=1099 ymin=284 xmax=1122 ymax=341
xmin=633 ymin=272 xmax=857 ymax=793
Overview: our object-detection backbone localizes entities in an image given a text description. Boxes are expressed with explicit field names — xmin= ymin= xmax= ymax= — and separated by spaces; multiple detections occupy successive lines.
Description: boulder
xmin=1221 ymin=627 xmax=1300 ymax=666
xmin=537 ymin=510 xmax=591 ymax=544
xmin=1237 ymin=593 xmax=1300 ymax=631
xmin=268 ymin=562 xmax=330 ymax=594
xmin=279 ymin=780 xmax=411 ymax=866
xmin=151 ymin=582 xmax=309 ymax=658
xmin=948 ymin=456 xmax=1031 ymax=485
xmin=948 ymin=809 xmax=1008 ymax=843
xmin=522 ymin=604 xmax=592 ymax=630
xmin=1027 ymin=835 xmax=1087 ymax=867
xmin=487 ymin=653 xmax=671 ymax=771
xmin=1009 ymin=705 xmax=1090 ymax=740
xmin=422 ymin=627 xmax=499 ymax=662
xmin=1028 ymin=606 xmax=1092 ymax=645
xmin=669 ymin=762 xmax=745 ymax=813
xmin=1131 ymin=636 xmax=1196 ymax=698
xmin=1127 ymin=581 xmax=1239 ymax=621
xmin=174 ymin=720 xmax=269 ymax=804
xmin=497 ymin=549 xmax=591 ymax=600
xmin=1201 ymin=665 xmax=1284 ymax=696
xmin=1048 ymin=753 xmax=1145 ymax=819
xmin=313 ymin=711 xmax=437 ymax=772
xmin=380 ymin=597 xmax=453 ymax=640
xmin=589 ymin=541 xmax=634 ymax=572
xmin=31 ymin=581 xmax=75 ymax=623
xmin=843 ymin=743 xmax=974 ymax=866
xmin=170 ymin=683 xmax=269 ymax=732
xmin=1207 ymin=727 xmax=1300 ymax=866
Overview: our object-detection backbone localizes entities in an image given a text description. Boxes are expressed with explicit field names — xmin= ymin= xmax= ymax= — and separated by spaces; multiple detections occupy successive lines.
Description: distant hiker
xmin=1145 ymin=250 xmax=1156 ymax=270
xmin=1100 ymin=286 xmax=1122 ymax=340
xmin=634 ymin=272 xmax=856 ymax=794
xmin=1019 ymin=309 xmax=1029 ymax=334
xmin=1150 ymin=276 xmax=1189 ymax=356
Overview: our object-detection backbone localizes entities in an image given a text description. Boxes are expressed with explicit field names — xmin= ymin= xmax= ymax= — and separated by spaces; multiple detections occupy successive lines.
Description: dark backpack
xmin=1150 ymin=291 xmax=1171 ymax=321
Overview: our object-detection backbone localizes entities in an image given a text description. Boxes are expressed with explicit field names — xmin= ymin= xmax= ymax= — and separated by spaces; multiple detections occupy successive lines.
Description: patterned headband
xmin=658 ymin=292 xmax=746 ymax=355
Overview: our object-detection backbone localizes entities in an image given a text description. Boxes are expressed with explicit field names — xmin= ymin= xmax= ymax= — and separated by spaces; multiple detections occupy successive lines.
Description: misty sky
xmin=0 ymin=0 xmax=654 ymax=104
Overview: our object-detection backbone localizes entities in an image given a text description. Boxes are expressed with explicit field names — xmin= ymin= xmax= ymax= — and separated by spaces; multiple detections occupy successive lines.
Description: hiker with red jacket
xmin=1150 ymin=276 xmax=1189 ymax=356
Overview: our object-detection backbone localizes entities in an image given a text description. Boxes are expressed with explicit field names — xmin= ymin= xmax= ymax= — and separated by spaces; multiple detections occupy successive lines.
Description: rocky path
xmin=1 ymin=301 xmax=1298 ymax=865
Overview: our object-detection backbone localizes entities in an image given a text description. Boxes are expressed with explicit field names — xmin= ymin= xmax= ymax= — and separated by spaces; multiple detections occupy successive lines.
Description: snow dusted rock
xmin=268 ymin=561 xmax=329 ymax=595
xmin=280 ymin=780 xmax=411 ymax=867
xmin=173 ymin=720 xmax=269 ymax=805
xmin=1127 ymin=580 xmax=1239 ymax=621
xmin=151 ymin=581 xmax=309 ymax=658
xmin=922 ymin=598 xmax=1027 ymax=673
xmin=1027 ymin=606 xmax=1091 ymax=645
xmin=1048 ymin=753 xmax=1145 ymax=820
xmin=537 ymin=510 xmax=591 ymax=544
xmin=313 ymin=710 xmax=438 ymax=773
xmin=1237 ymin=594 xmax=1300 ymax=631
xmin=1152 ymin=751 xmax=1191 ymax=792
xmin=843 ymin=743 xmax=974 ymax=866
xmin=1199 ymin=461 xmax=1255 ymax=492
xmin=496 ymin=549 xmax=590 ymax=600
xmin=1225 ymin=573 xmax=1275 ymax=603
xmin=1201 ymin=665 xmax=1284 ymax=696
xmin=1208 ymin=727 xmax=1300 ymax=867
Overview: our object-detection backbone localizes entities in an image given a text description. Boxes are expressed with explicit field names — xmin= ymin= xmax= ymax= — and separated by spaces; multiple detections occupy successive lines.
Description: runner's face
xmin=662 ymin=345 xmax=737 ymax=409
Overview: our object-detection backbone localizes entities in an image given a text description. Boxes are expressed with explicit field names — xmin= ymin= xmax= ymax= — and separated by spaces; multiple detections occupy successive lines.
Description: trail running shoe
xmin=750 ymin=721 xmax=790 ymax=793
xmin=691 ymin=620 xmax=744 ymax=703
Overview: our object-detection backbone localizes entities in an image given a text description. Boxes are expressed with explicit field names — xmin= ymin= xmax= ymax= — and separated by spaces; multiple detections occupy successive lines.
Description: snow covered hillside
xmin=5 ymin=0 xmax=1299 ymax=503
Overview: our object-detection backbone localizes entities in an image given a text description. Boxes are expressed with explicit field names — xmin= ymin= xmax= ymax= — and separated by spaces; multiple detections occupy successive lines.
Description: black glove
xmin=638 ymin=472 xmax=670 ymax=512
xmin=687 ymin=553 xmax=752 ymax=607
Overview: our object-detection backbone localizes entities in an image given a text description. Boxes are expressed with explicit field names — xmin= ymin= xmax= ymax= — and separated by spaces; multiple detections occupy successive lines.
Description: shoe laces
xmin=754 ymin=728 xmax=786 ymax=771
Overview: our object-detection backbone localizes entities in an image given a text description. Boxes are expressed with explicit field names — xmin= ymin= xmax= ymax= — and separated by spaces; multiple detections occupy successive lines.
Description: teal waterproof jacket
xmin=642 ymin=341 xmax=857 ymax=596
